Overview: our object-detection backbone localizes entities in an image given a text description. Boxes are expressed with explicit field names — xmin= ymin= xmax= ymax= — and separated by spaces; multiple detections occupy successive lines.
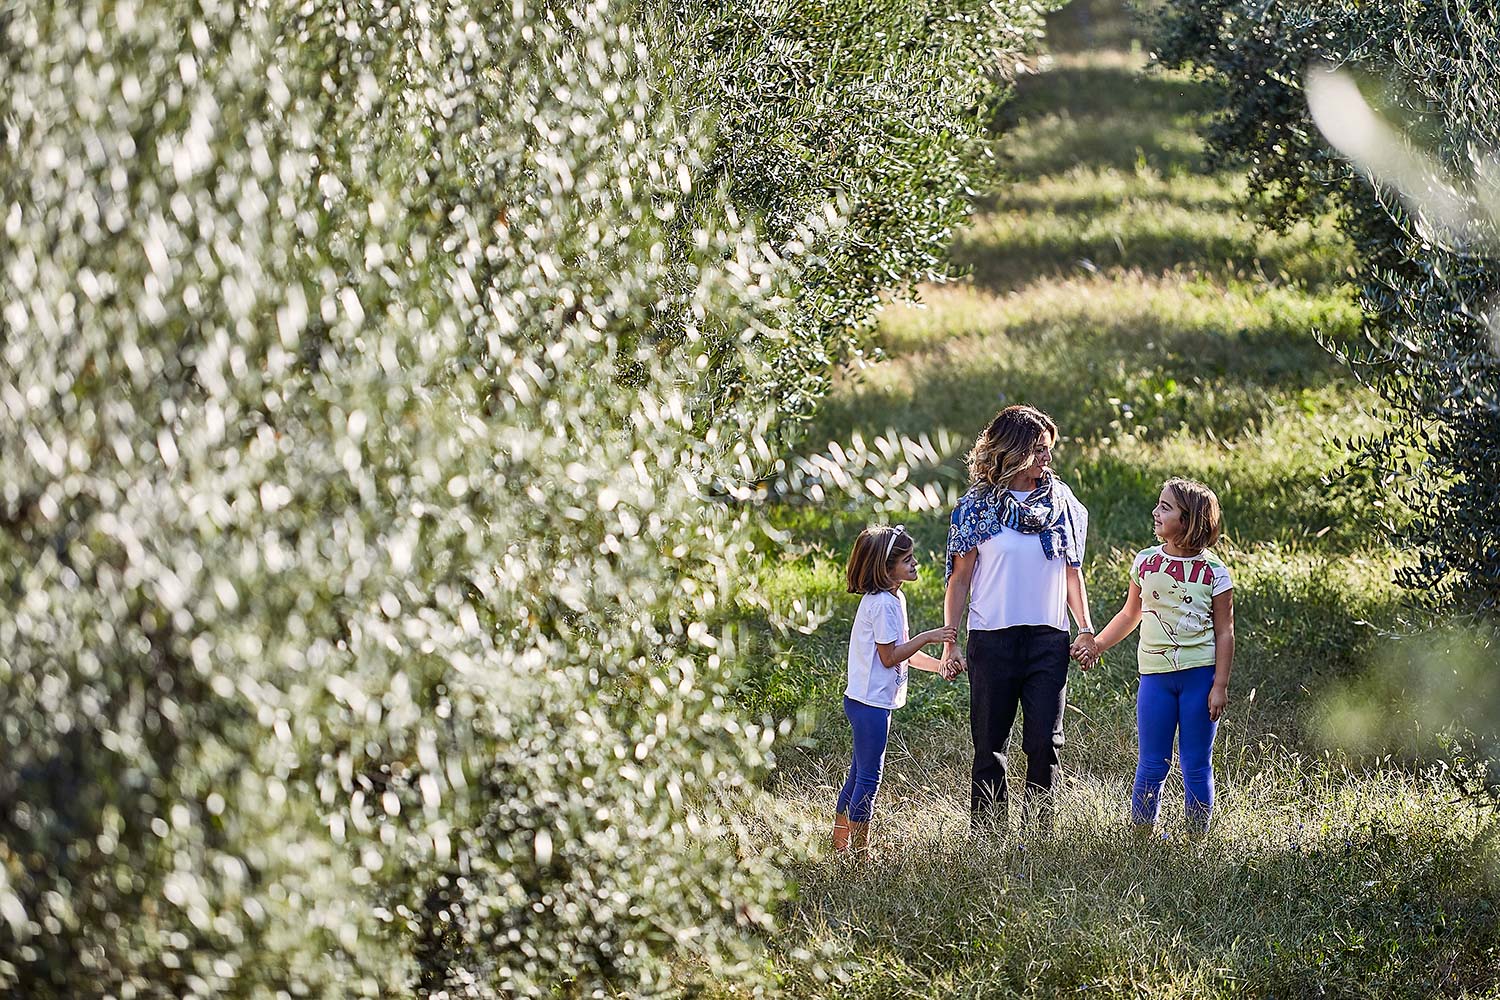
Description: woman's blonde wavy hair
xmin=966 ymin=404 xmax=1058 ymax=489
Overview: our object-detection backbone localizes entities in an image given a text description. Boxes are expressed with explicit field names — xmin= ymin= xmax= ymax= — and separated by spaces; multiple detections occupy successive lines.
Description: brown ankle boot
xmin=848 ymin=820 xmax=871 ymax=858
xmin=832 ymin=812 xmax=852 ymax=852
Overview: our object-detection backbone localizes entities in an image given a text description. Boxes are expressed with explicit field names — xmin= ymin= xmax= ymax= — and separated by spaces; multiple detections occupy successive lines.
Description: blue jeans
xmin=1133 ymin=666 xmax=1218 ymax=832
xmin=835 ymin=696 xmax=892 ymax=822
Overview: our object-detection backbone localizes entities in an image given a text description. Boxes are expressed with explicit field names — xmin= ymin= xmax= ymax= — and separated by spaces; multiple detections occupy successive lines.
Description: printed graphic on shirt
xmin=1131 ymin=546 xmax=1232 ymax=674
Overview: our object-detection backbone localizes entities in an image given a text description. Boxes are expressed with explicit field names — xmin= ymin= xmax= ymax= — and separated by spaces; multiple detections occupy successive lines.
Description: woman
xmin=943 ymin=404 xmax=1096 ymax=830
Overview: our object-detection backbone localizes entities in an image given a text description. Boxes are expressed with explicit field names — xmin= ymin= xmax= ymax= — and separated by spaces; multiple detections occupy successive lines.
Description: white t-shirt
xmin=846 ymin=590 xmax=909 ymax=710
xmin=965 ymin=491 xmax=1069 ymax=631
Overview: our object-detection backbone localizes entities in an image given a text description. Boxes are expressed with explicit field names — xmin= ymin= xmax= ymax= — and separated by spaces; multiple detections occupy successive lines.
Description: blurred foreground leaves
xmin=0 ymin=0 xmax=1048 ymax=995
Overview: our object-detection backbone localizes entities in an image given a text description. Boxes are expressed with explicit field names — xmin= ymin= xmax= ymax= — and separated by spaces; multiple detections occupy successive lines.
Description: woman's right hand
xmin=940 ymin=642 xmax=966 ymax=680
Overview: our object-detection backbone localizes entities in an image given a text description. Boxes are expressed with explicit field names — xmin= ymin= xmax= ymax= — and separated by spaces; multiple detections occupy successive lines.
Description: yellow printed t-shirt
xmin=1131 ymin=545 xmax=1233 ymax=674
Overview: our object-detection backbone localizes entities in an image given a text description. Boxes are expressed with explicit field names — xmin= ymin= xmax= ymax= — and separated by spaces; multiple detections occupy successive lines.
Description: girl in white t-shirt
xmin=1073 ymin=478 xmax=1236 ymax=836
xmin=833 ymin=525 xmax=956 ymax=856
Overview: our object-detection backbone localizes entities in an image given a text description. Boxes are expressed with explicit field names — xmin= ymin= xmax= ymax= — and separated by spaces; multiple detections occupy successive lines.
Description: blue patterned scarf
xmin=945 ymin=474 xmax=1088 ymax=581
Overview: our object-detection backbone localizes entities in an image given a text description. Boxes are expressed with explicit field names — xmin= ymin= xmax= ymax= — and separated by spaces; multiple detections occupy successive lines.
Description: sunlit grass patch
xmin=994 ymin=163 xmax=1239 ymax=215
xmin=1072 ymin=406 xmax=1394 ymax=544
xmin=756 ymin=551 xmax=847 ymax=613
xmin=997 ymin=104 xmax=1209 ymax=178
xmin=874 ymin=271 xmax=1359 ymax=357
xmin=827 ymin=274 xmax=1366 ymax=451
xmin=959 ymin=197 xmax=1349 ymax=290
xmin=1047 ymin=44 xmax=1151 ymax=74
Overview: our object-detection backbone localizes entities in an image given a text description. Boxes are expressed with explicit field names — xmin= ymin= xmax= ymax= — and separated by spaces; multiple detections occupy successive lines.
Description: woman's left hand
xmin=1208 ymin=683 xmax=1228 ymax=721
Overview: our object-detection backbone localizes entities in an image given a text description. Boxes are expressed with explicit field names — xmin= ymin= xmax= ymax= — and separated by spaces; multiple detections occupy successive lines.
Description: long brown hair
xmin=966 ymin=405 xmax=1058 ymax=489
xmin=845 ymin=525 xmax=913 ymax=594
xmin=1163 ymin=477 xmax=1223 ymax=552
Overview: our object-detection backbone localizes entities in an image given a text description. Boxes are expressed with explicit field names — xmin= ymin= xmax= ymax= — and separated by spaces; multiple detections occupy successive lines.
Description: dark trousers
xmin=968 ymin=624 xmax=1070 ymax=826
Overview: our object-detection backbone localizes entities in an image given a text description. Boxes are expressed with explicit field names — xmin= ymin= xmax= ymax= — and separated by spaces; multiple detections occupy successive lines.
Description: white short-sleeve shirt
xmin=846 ymin=590 xmax=909 ymax=710
xmin=965 ymin=492 xmax=1069 ymax=632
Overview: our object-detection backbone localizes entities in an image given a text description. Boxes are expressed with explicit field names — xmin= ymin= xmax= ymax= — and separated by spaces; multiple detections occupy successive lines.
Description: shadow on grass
xmin=995 ymin=107 xmax=1210 ymax=179
xmin=1042 ymin=0 xmax=1147 ymax=57
xmin=825 ymin=826 xmax=1491 ymax=996
xmin=1002 ymin=63 xmax=1219 ymax=131
xmin=812 ymin=305 xmax=1352 ymax=450
xmin=954 ymin=215 xmax=1345 ymax=294
xmin=814 ymin=369 xmax=1303 ymax=468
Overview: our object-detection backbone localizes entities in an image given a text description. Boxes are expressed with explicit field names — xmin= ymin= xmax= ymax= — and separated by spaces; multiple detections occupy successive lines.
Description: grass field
xmin=726 ymin=1 xmax=1500 ymax=995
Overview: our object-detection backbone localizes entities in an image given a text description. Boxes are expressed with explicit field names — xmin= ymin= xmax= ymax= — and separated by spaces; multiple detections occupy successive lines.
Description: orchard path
xmin=736 ymin=1 xmax=1500 ymax=996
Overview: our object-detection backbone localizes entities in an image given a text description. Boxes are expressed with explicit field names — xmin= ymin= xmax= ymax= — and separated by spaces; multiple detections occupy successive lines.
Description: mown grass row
xmin=724 ymin=0 xmax=1500 ymax=995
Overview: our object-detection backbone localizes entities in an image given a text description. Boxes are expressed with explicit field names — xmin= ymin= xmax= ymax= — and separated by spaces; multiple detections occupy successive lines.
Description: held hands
xmin=1069 ymin=633 xmax=1100 ymax=670
xmin=916 ymin=626 xmax=965 ymax=682
xmin=931 ymin=632 xmax=966 ymax=683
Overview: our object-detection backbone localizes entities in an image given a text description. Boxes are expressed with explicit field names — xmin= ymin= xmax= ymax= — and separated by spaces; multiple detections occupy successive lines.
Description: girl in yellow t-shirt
xmin=1071 ymin=478 xmax=1235 ymax=835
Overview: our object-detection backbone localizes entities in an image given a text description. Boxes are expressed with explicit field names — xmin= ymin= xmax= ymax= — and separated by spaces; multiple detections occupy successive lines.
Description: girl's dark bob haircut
xmin=846 ymin=525 xmax=913 ymax=594
xmin=1164 ymin=477 xmax=1223 ymax=552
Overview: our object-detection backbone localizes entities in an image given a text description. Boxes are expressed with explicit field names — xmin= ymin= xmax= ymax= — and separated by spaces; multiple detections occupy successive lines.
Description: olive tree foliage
xmin=646 ymin=0 xmax=1055 ymax=421
xmin=1155 ymin=0 xmax=1500 ymax=611
xmin=0 ymin=0 xmax=1049 ymax=995
xmin=0 ymin=0 xmax=791 ymax=995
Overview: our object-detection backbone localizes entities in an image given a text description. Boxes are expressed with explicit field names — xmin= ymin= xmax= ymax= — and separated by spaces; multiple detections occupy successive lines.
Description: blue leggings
xmin=835 ymin=696 xmax=892 ymax=823
xmin=1133 ymin=666 xmax=1218 ymax=831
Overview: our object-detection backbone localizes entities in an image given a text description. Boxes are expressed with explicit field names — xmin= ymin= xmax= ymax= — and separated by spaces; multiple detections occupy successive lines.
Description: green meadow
xmin=731 ymin=2 xmax=1500 ymax=995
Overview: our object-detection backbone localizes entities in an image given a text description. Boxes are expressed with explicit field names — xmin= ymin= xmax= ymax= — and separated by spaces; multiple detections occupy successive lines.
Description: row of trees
xmin=0 ymin=0 xmax=1052 ymax=995
xmin=1153 ymin=1 xmax=1500 ymax=614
